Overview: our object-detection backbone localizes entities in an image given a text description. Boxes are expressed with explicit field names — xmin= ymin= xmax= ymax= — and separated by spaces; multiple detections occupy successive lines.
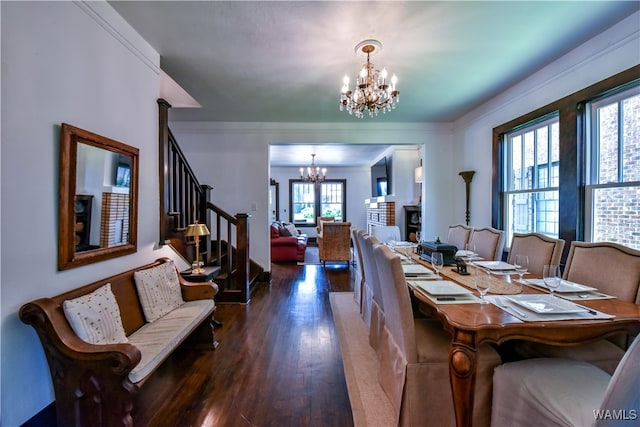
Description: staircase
xmin=158 ymin=99 xmax=264 ymax=303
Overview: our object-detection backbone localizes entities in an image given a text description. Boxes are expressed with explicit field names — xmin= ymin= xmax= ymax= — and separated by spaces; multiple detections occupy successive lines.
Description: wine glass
xmin=431 ymin=252 xmax=444 ymax=278
xmin=415 ymin=231 xmax=422 ymax=243
xmin=514 ymin=254 xmax=529 ymax=284
xmin=543 ymin=264 xmax=560 ymax=297
xmin=475 ymin=268 xmax=492 ymax=304
xmin=463 ymin=242 xmax=476 ymax=268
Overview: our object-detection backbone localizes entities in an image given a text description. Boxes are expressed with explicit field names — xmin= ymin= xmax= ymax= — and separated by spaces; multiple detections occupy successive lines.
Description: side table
xmin=180 ymin=265 xmax=221 ymax=282
xmin=180 ymin=266 xmax=223 ymax=328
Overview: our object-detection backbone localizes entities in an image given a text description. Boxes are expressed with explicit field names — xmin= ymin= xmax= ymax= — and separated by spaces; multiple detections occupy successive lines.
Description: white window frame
xmin=584 ymin=84 xmax=640 ymax=248
xmin=501 ymin=114 xmax=560 ymax=249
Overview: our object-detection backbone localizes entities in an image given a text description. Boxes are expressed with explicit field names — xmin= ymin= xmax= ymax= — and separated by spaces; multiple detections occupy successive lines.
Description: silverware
xmin=576 ymin=304 xmax=598 ymax=315
xmin=496 ymin=297 xmax=528 ymax=318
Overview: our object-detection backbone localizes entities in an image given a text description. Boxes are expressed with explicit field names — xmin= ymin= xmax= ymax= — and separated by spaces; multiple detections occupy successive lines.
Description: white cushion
xmin=318 ymin=218 xmax=334 ymax=232
xmin=284 ymin=223 xmax=298 ymax=237
xmin=491 ymin=358 xmax=610 ymax=427
xmin=63 ymin=283 xmax=128 ymax=345
xmin=134 ymin=260 xmax=185 ymax=322
xmin=128 ymin=299 xmax=214 ymax=383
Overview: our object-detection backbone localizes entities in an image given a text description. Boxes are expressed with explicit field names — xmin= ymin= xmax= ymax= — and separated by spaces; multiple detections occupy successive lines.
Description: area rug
xmin=330 ymin=292 xmax=395 ymax=427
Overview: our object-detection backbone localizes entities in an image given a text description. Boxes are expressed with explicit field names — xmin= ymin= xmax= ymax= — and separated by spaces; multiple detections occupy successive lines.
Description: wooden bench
xmin=19 ymin=257 xmax=218 ymax=427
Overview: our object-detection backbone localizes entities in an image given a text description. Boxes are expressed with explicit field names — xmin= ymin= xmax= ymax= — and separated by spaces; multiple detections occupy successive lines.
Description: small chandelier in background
xmin=300 ymin=154 xmax=327 ymax=182
xmin=340 ymin=39 xmax=399 ymax=118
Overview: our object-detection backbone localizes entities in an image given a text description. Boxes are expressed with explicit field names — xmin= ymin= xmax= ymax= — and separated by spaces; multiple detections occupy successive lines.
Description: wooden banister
xmin=158 ymin=99 xmax=252 ymax=303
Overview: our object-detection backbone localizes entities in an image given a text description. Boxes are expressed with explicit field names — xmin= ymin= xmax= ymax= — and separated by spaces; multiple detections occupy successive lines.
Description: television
xmin=370 ymin=156 xmax=391 ymax=197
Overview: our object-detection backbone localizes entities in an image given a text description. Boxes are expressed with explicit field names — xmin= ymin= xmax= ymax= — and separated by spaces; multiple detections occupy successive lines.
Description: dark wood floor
xmin=132 ymin=259 xmax=356 ymax=427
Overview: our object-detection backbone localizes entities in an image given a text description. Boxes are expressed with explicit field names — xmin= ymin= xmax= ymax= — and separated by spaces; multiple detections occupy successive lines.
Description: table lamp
xmin=185 ymin=222 xmax=210 ymax=274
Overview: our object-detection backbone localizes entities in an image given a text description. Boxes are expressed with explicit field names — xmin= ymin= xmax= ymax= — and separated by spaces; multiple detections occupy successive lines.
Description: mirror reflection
xmin=58 ymin=123 xmax=138 ymax=270
xmin=75 ymin=143 xmax=133 ymax=252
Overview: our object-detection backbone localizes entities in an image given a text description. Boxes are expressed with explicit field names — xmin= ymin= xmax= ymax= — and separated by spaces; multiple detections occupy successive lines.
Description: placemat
xmin=487 ymin=295 xmax=615 ymax=322
xmin=407 ymin=253 xmax=522 ymax=294
xmin=412 ymin=287 xmax=480 ymax=304
xmin=444 ymin=266 xmax=522 ymax=295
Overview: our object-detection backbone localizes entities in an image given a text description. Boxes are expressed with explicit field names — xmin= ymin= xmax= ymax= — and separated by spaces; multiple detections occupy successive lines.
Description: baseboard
xmin=21 ymin=402 xmax=55 ymax=427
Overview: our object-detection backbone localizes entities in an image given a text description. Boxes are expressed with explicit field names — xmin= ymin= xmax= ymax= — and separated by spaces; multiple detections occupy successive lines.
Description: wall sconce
xmin=414 ymin=166 xmax=423 ymax=184
xmin=185 ymin=222 xmax=210 ymax=274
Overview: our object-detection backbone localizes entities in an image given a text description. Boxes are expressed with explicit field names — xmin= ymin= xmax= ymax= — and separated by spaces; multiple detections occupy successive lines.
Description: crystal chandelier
xmin=340 ymin=39 xmax=399 ymax=118
xmin=299 ymin=154 xmax=327 ymax=182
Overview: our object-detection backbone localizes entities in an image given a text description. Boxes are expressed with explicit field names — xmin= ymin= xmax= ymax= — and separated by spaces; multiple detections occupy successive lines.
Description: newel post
xmin=236 ymin=213 xmax=250 ymax=303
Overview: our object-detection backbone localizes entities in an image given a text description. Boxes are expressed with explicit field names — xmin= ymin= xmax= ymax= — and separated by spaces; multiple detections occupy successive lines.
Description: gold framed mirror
xmin=58 ymin=123 xmax=139 ymax=270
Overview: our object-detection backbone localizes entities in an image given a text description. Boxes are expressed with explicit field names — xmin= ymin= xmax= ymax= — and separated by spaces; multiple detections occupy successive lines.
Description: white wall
xmin=0 ymin=3 xmax=179 ymax=425
xmin=451 ymin=12 xmax=640 ymax=231
xmin=170 ymin=122 xmax=454 ymax=268
xmin=271 ymin=146 xmax=421 ymax=241
xmin=3 ymin=4 xmax=634 ymax=425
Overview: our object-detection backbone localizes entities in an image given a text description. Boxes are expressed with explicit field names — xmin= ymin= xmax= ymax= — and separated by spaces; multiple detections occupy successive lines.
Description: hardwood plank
xmin=132 ymin=261 xmax=356 ymax=426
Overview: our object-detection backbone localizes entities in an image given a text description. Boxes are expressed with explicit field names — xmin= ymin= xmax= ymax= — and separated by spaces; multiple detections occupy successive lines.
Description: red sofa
xmin=271 ymin=222 xmax=308 ymax=262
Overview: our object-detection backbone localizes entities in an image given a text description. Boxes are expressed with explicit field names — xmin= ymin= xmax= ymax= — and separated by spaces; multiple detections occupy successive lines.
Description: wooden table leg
xmin=449 ymin=330 xmax=477 ymax=427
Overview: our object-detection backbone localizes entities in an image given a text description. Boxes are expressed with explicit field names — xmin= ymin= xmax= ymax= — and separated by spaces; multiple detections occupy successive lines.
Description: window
xmin=585 ymin=85 xmax=640 ymax=250
xmin=493 ymin=67 xmax=639 ymax=260
xmin=501 ymin=115 xmax=560 ymax=248
xmin=289 ymin=180 xmax=346 ymax=225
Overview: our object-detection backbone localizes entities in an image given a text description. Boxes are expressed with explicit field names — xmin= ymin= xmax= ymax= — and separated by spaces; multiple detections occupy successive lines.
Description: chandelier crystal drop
xmin=300 ymin=154 xmax=327 ymax=183
xmin=339 ymin=40 xmax=399 ymax=118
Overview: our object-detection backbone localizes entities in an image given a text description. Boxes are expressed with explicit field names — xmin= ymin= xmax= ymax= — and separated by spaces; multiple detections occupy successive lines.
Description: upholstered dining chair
xmin=317 ymin=222 xmax=352 ymax=266
xmin=562 ymin=241 xmax=640 ymax=303
xmin=370 ymin=225 xmax=402 ymax=243
xmin=514 ymin=241 xmax=640 ymax=374
xmin=360 ymin=234 xmax=385 ymax=354
xmin=447 ymin=224 xmax=473 ymax=251
xmin=468 ymin=226 xmax=505 ymax=261
xmin=351 ymin=228 xmax=366 ymax=313
xmin=373 ymin=244 xmax=502 ymax=427
xmin=506 ymin=232 xmax=565 ymax=275
xmin=355 ymin=230 xmax=373 ymax=329
xmin=492 ymin=335 xmax=640 ymax=427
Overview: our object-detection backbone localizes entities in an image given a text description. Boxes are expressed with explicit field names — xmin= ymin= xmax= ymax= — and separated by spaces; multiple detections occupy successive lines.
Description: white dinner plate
xmin=524 ymin=279 xmax=597 ymax=293
xmin=412 ymin=281 xmax=473 ymax=296
xmin=506 ymin=294 xmax=588 ymax=314
xmin=473 ymin=261 xmax=516 ymax=271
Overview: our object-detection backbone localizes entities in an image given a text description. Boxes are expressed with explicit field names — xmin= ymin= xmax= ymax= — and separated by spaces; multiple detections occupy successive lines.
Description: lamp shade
xmin=414 ymin=166 xmax=423 ymax=184
xmin=185 ymin=223 xmax=210 ymax=237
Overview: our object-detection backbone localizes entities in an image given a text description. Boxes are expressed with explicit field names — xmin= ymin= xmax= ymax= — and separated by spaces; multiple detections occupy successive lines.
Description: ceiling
xmin=268 ymin=144 xmax=414 ymax=168
xmin=108 ymin=1 xmax=638 ymax=166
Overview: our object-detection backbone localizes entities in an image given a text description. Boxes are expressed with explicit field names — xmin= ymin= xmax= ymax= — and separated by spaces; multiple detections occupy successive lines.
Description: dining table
xmin=394 ymin=247 xmax=640 ymax=427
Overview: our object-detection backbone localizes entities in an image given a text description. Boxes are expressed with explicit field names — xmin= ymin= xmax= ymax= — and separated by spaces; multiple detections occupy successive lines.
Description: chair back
xmin=362 ymin=235 xmax=383 ymax=310
xmin=351 ymin=228 xmax=366 ymax=308
xmin=563 ymin=241 xmax=640 ymax=303
xmin=596 ymin=335 xmax=640 ymax=426
xmin=370 ymin=225 xmax=401 ymax=243
xmin=352 ymin=228 xmax=366 ymax=280
xmin=356 ymin=230 xmax=374 ymax=327
xmin=469 ymin=227 xmax=505 ymax=261
xmin=316 ymin=216 xmax=335 ymax=233
xmin=447 ymin=224 xmax=472 ymax=251
xmin=507 ymin=232 xmax=565 ymax=275
xmin=318 ymin=222 xmax=352 ymax=263
xmin=373 ymin=244 xmax=417 ymax=363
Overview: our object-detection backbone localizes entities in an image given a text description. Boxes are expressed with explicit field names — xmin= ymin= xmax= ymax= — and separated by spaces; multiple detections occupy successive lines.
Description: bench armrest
xmin=20 ymin=299 xmax=142 ymax=372
xmin=178 ymin=276 xmax=219 ymax=301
